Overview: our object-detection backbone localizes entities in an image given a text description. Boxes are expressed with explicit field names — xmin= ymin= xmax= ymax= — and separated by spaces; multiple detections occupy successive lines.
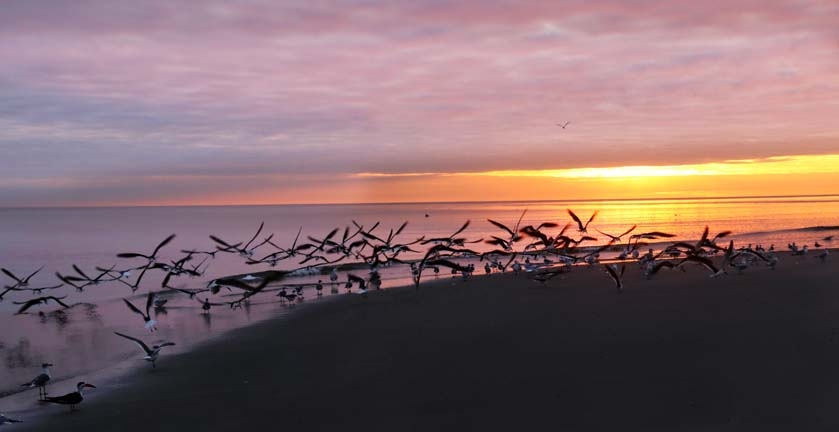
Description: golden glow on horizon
xmin=354 ymin=154 xmax=839 ymax=179
xmin=43 ymin=154 xmax=839 ymax=207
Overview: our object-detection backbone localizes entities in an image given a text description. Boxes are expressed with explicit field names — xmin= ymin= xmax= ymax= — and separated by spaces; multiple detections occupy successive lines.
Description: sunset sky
xmin=2 ymin=0 xmax=838 ymax=206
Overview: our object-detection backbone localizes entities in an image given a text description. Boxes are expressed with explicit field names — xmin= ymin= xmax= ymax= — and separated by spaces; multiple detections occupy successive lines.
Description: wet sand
xmin=14 ymin=251 xmax=839 ymax=431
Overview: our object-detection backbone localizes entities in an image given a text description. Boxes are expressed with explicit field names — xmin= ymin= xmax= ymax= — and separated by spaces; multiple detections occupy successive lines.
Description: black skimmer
xmin=420 ymin=220 xmax=473 ymax=247
xmin=604 ymin=264 xmax=626 ymax=293
xmin=1 ymin=266 xmax=43 ymax=288
xmin=43 ymin=382 xmax=96 ymax=411
xmin=679 ymin=255 xmax=725 ymax=277
xmin=486 ymin=210 xmax=527 ymax=251
xmin=13 ymin=296 xmax=70 ymax=315
xmin=369 ymin=272 xmax=382 ymax=290
xmin=179 ymin=248 xmax=218 ymax=258
xmin=117 ymin=234 xmax=176 ymax=265
xmin=216 ymin=271 xmax=289 ymax=308
xmin=1 ymin=281 xmax=63 ymax=296
xmin=556 ymin=121 xmax=570 ymax=129
xmin=123 ymin=292 xmax=157 ymax=331
xmin=60 ymin=264 xmax=114 ymax=290
xmin=595 ymin=225 xmax=637 ymax=243
xmin=0 ymin=413 xmax=22 ymax=425
xmin=346 ymin=273 xmax=367 ymax=294
xmin=113 ymin=332 xmax=175 ymax=368
xmin=645 ymin=260 xmax=676 ymax=279
xmin=709 ymin=230 xmax=733 ymax=245
xmin=630 ymin=231 xmax=677 ymax=241
xmin=152 ymin=293 xmax=168 ymax=309
xmin=531 ymin=267 xmax=568 ymax=285
xmin=211 ymin=222 xmax=272 ymax=258
xmin=567 ymin=209 xmax=597 ymax=233
xmin=21 ymin=363 xmax=53 ymax=399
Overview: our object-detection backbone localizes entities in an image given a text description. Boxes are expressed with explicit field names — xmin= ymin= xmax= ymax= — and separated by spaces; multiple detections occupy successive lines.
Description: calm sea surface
xmin=1 ymin=196 xmax=838 ymax=408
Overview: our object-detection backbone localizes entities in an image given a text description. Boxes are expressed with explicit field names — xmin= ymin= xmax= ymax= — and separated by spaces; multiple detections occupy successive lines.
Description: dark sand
xmin=16 ymin=252 xmax=839 ymax=431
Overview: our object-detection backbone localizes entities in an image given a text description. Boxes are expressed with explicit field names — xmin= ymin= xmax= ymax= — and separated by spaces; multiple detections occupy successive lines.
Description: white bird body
xmin=21 ymin=363 xmax=53 ymax=399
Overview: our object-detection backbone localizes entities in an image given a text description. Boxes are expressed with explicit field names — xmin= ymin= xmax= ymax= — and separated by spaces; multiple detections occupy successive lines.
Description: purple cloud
xmin=1 ymin=0 xmax=838 ymax=205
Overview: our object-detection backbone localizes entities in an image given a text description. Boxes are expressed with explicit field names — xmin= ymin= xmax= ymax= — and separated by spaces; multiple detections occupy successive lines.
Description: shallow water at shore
xmin=1 ymin=195 xmax=838 ymax=405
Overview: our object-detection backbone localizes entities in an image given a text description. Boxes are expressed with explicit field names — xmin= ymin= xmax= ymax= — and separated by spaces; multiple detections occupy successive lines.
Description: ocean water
xmin=1 ymin=195 xmax=838 ymax=405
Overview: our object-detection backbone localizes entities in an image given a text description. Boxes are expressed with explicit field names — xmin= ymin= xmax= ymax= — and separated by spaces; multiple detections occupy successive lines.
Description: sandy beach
xmin=12 ymin=251 xmax=839 ymax=431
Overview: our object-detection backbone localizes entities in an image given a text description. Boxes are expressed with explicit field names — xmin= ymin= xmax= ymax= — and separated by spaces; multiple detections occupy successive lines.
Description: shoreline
xmin=10 ymin=249 xmax=839 ymax=431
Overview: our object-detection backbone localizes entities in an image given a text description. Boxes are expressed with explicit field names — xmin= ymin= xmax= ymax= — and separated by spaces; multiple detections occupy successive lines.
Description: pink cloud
xmin=1 ymin=0 xmax=838 ymax=205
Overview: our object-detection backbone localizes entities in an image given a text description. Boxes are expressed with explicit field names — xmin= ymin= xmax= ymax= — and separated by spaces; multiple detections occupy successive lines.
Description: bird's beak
xmin=84 ymin=384 xmax=97 ymax=388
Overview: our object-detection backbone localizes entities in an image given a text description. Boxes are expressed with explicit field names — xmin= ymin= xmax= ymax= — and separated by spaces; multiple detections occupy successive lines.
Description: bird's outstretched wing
xmin=114 ymin=331 xmax=151 ymax=354
xmin=145 ymin=292 xmax=155 ymax=316
xmin=123 ymin=298 xmax=145 ymax=317
xmin=567 ymin=210 xmax=584 ymax=231
xmin=152 ymin=234 xmax=177 ymax=258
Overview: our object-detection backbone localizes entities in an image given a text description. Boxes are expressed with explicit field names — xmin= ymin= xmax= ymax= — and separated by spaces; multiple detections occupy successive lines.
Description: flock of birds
xmin=1 ymin=209 xmax=834 ymax=423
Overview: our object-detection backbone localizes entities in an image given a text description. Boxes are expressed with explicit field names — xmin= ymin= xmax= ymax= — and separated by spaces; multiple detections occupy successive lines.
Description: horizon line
xmin=2 ymin=193 xmax=839 ymax=211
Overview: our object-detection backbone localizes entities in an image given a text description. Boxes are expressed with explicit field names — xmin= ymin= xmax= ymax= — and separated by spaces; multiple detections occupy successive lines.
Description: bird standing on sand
xmin=0 ymin=413 xmax=23 ymax=425
xmin=21 ymin=363 xmax=53 ymax=400
xmin=43 ymin=382 xmax=96 ymax=411
xmin=113 ymin=332 xmax=175 ymax=369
